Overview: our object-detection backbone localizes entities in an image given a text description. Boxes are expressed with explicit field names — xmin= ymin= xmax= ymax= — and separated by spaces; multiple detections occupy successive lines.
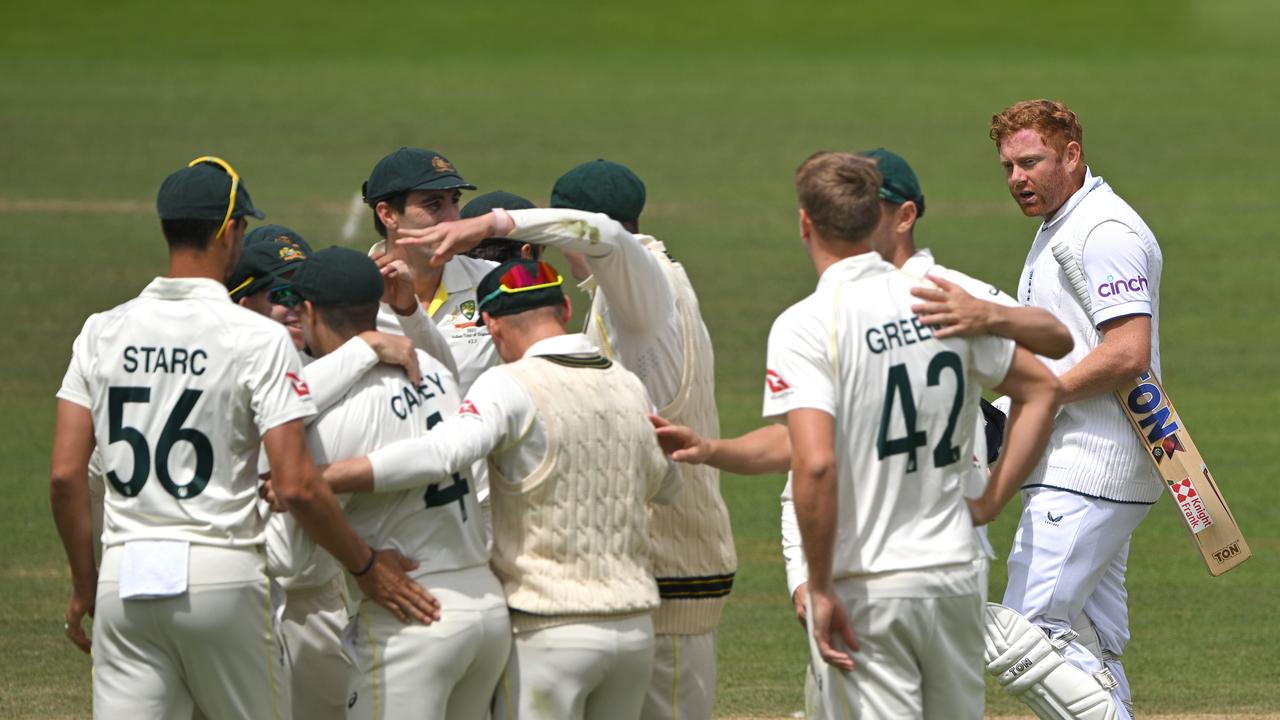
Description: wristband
xmin=352 ymin=548 xmax=377 ymax=577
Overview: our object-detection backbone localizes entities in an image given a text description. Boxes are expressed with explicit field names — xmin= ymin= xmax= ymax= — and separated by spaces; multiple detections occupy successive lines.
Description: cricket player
xmin=973 ymin=99 xmax=1165 ymax=718
xmin=226 ymin=225 xmax=433 ymax=720
xmin=399 ymin=159 xmax=736 ymax=719
xmin=48 ymin=157 xmax=437 ymax=719
xmin=772 ymin=152 xmax=1062 ymax=718
xmin=363 ymin=147 xmax=499 ymax=392
xmin=319 ymin=259 xmax=682 ymax=720
xmin=277 ymin=247 xmax=509 ymax=720
xmin=460 ymin=190 xmax=543 ymax=263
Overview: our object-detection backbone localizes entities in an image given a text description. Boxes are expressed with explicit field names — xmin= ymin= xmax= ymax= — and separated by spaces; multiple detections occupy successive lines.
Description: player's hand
xmin=375 ymin=257 xmax=419 ymax=316
xmin=809 ymin=587 xmax=859 ymax=671
xmin=395 ymin=215 xmax=496 ymax=266
xmin=258 ymin=475 xmax=286 ymax=512
xmin=358 ymin=331 xmax=422 ymax=384
xmin=792 ymin=582 xmax=809 ymax=628
xmin=64 ymin=589 xmax=95 ymax=654
xmin=649 ymin=414 xmax=714 ymax=464
xmin=355 ymin=548 xmax=442 ymax=625
xmin=967 ymin=494 xmax=998 ymax=526
xmin=909 ymin=274 xmax=996 ymax=338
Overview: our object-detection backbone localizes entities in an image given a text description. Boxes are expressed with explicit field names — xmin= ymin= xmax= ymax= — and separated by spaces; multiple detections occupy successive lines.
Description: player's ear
xmin=896 ymin=201 xmax=918 ymax=233
xmin=375 ymin=200 xmax=399 ymax=233
xmin=798 ymin=208 xmax=812 ymax=242
xmin=1063 ymin=141 xmax=1083 ymax=173
xmin=558 ymin=296 xmax=573 ymax=325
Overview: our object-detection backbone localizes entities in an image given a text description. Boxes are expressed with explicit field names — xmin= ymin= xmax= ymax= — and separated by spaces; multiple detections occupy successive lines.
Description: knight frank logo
xmin=1169 ymin=477 xmax=1213 ymax=534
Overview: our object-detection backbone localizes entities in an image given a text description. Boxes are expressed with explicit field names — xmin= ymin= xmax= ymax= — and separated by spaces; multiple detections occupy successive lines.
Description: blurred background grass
xmin=2 ymin=1 xmax=1277 ymax=716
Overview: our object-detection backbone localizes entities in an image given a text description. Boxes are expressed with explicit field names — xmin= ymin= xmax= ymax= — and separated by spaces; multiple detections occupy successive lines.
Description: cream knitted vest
xmin=586 ymin=238 xmax=738 ymax=635
xmin=490 ymin=353 xmax=670 ymax=633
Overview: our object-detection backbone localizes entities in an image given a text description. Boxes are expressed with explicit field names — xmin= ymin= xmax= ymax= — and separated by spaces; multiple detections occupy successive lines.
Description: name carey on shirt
xmin=865 ymin=315 xmax=936 ymax=354
xmin=390 ymin=371 xmax=448 ymax=420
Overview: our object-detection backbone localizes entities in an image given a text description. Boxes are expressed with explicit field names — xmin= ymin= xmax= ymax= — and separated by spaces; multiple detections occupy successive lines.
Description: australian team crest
xmin=460 ymin=299 xmax=476 ymax=320
xmin=432 ymin=156 xmax=455 ymax=173
xmin=277 ymin=242 xmax=306 ymax=262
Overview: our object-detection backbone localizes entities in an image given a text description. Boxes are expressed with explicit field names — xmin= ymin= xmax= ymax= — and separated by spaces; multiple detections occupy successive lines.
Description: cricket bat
xmin=1051 ymin=243 xmax=1250 ymax=576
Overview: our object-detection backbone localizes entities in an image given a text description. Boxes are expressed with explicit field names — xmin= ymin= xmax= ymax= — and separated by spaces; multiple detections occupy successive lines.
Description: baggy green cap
xmin=363 ymin=147 xmax=475 ymax=207
xmin=245 ymin=224 xmax=314 ymax=254
xmin=550 ymin=159 xmax=646 ymax=223
xmin=226 ymin=237 xmax=309 ymax=301
xmin=156 ymin=161 xmax=264 ymax=221
xmin=476 ymin=259 xmax=565 ymax=326
xmin=291 ymin=247 xmax=385 ymax=307
xmin=861 ymin=148 xmax=925 ymax=218
xmin=461 ymin=190 xmax=536 ymax=219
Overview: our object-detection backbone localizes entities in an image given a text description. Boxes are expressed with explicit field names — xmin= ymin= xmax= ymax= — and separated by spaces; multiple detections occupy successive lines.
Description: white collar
xmin=141 ymin=276 xmax=233 ymax=302
xmin=1042 ymin=168 xmax=1106 ymax=230
xmin=817 ymin=251 xmax=895 ymax=287
xmin=523 ymin=333 xmax=598 ymax=358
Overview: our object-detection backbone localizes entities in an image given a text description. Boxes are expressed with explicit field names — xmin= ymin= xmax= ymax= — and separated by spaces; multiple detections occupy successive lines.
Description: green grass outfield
xmin=3 ymin=1 xmax=1278 ymax=716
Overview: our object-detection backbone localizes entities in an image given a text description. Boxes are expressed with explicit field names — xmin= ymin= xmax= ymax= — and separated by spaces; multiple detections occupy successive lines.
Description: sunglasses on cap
xmin=269 ymin=285 xmax=302 ymax=309
xmin=478 ymin=261 xmax=563 ymax=309
xmin=187 ymin=155 xmax=240 ymax=241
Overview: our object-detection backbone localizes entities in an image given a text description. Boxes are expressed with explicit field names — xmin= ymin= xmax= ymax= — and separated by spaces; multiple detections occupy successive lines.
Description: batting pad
xmin=982 ymin=603 xmax=1121 ymax=720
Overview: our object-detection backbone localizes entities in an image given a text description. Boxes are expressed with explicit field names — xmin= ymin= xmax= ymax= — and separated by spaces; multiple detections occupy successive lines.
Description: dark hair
xmin=160 ymin=218 xmax=231 ymax=251
xmin=794 ymin=152 xmax=882 ymax=243
xmin=465 ymin=239 xmax=542 ymax=264
xmin=372 ymin=192 xmax=408 ymax=239
xmin=314 ymin=302 xmax=380 ymax=337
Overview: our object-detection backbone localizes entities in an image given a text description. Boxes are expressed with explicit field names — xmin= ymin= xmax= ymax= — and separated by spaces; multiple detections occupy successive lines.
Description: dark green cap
xmin=363 ymin=147 xmax=475 ymax=206
xmin=226 ymin=238 xmax=310 ymax=301
xmin=476 ymin=259 xmax=565 ymax=326
xmin=291 ymin=247 xmax=384 ymax=307
xmin=156 ymin=161 xmax=264 ymax=221
xmin=861 ymin=148 xmax=925 ymax=218
xmin=245 ymin=224 xmax=314 ymax=254
xmin=550 ymin=159 xmax=646 ymax=223
xmin=461 ymin=190 xmax=536 ymax=219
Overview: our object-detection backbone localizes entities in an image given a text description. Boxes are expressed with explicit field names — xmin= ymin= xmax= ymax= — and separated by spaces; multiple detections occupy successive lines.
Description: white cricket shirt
xmin=1018 ymin=169 xmax=1164 ymax=503
xmin=57 ymin=277 xmax=314 ymax=548
xmin=311 ymin=350 xmax=487 ymax=575
xmin=763 ymin=253 xmax=1014 ymax=579
xmin=370 ymin=243 xmax=498 ymax=394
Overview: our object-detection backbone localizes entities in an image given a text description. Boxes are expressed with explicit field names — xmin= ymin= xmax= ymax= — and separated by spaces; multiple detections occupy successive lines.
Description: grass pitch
xmin=2 ymin=1 xmax=1278 ymax=716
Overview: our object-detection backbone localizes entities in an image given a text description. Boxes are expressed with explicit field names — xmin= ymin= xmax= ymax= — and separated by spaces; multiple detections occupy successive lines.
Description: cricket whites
xmin=1051 ymin=242 xmax=1250 ymax=576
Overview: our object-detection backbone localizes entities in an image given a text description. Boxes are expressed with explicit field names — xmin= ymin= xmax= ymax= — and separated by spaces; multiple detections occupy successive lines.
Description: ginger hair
xmin=990 ymin=99 xmax=1085 ymax=159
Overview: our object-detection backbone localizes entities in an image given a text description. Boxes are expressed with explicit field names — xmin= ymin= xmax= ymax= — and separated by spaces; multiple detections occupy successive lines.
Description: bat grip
xmin=1051 ymin=242 xmax=1094 ymax=315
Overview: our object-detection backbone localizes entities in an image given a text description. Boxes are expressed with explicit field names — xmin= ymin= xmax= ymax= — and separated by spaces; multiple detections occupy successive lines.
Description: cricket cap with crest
xmin=363 ymin=147 xmax=476 ymax=206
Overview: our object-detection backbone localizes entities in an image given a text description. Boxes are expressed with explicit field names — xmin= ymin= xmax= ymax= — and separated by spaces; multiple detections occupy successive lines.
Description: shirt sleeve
xmin=508 ymin=208 xmax=677 ymax=334
xmin=300 ymin=338 xmax=378 ymax=417
xmin=779 ymin=477 xmax=808 ymax=596
xmin=56 ymin=315 xmax=97 ymax=408
xmin=368 ymin=368 xmax=531 ymax=493
xmin=762 ymin=306 xmax=834 ymax=419
xmin=1081 ymin=221 xmax=1154 ymax=327
xmin=244 ymin=325 xmax=316 ymax=435
xmin=966 ymin=333 xmax=1016 ymax=390
xmin=392 ymin=303 xmax=460 ymax=381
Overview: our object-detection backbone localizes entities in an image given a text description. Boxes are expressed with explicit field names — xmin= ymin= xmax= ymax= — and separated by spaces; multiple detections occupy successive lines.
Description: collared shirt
xmin=58 ymin=277 xmax=314 ymax=548
xmin=368 ymin=333 xmax=681 ymax=503
xmin=762 ymin=252 xmax=1013 ymax=579
xmin=371 ymin=242 xmax=498 ymax=394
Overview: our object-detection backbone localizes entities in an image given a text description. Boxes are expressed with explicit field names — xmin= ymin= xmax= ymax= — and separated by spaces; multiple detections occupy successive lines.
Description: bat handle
xmin=1051 ymin=242 xmax=1094 ymax=315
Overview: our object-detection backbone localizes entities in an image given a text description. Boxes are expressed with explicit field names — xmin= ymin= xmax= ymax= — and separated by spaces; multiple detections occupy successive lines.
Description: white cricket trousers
xmin=807 ymin=564 xmax=984 ymax=720
xmin=346 ymin=564 xmax=511 ymax=720
xmin=1003 ymin=487 xmax=1152 ymax=707
xmin=493 ymin=613 xmax=655 ymax=720
xmin=93 ymin=544 xmax=288 ymax=720
xmin=279 ymin=572 xmax=351 ymax=720
xmin=641 ymin=632 xmax=716 ymax=720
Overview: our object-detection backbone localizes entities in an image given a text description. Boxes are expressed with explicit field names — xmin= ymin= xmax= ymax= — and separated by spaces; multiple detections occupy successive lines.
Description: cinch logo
xmin=1097 ymin=273 xmax=1149 ymax=298
xmin=1214 ymin=542 xmax=1241 ymax=564
xmin=1125 ymin=373 xmax=1179 ymax=444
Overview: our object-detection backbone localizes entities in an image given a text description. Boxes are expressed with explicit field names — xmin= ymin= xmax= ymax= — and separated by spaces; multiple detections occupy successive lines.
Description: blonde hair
xmin=990 ymin=99 xmax=1084 ymax=158
xmin=794 ymin=152 xmax=882 ymax=243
